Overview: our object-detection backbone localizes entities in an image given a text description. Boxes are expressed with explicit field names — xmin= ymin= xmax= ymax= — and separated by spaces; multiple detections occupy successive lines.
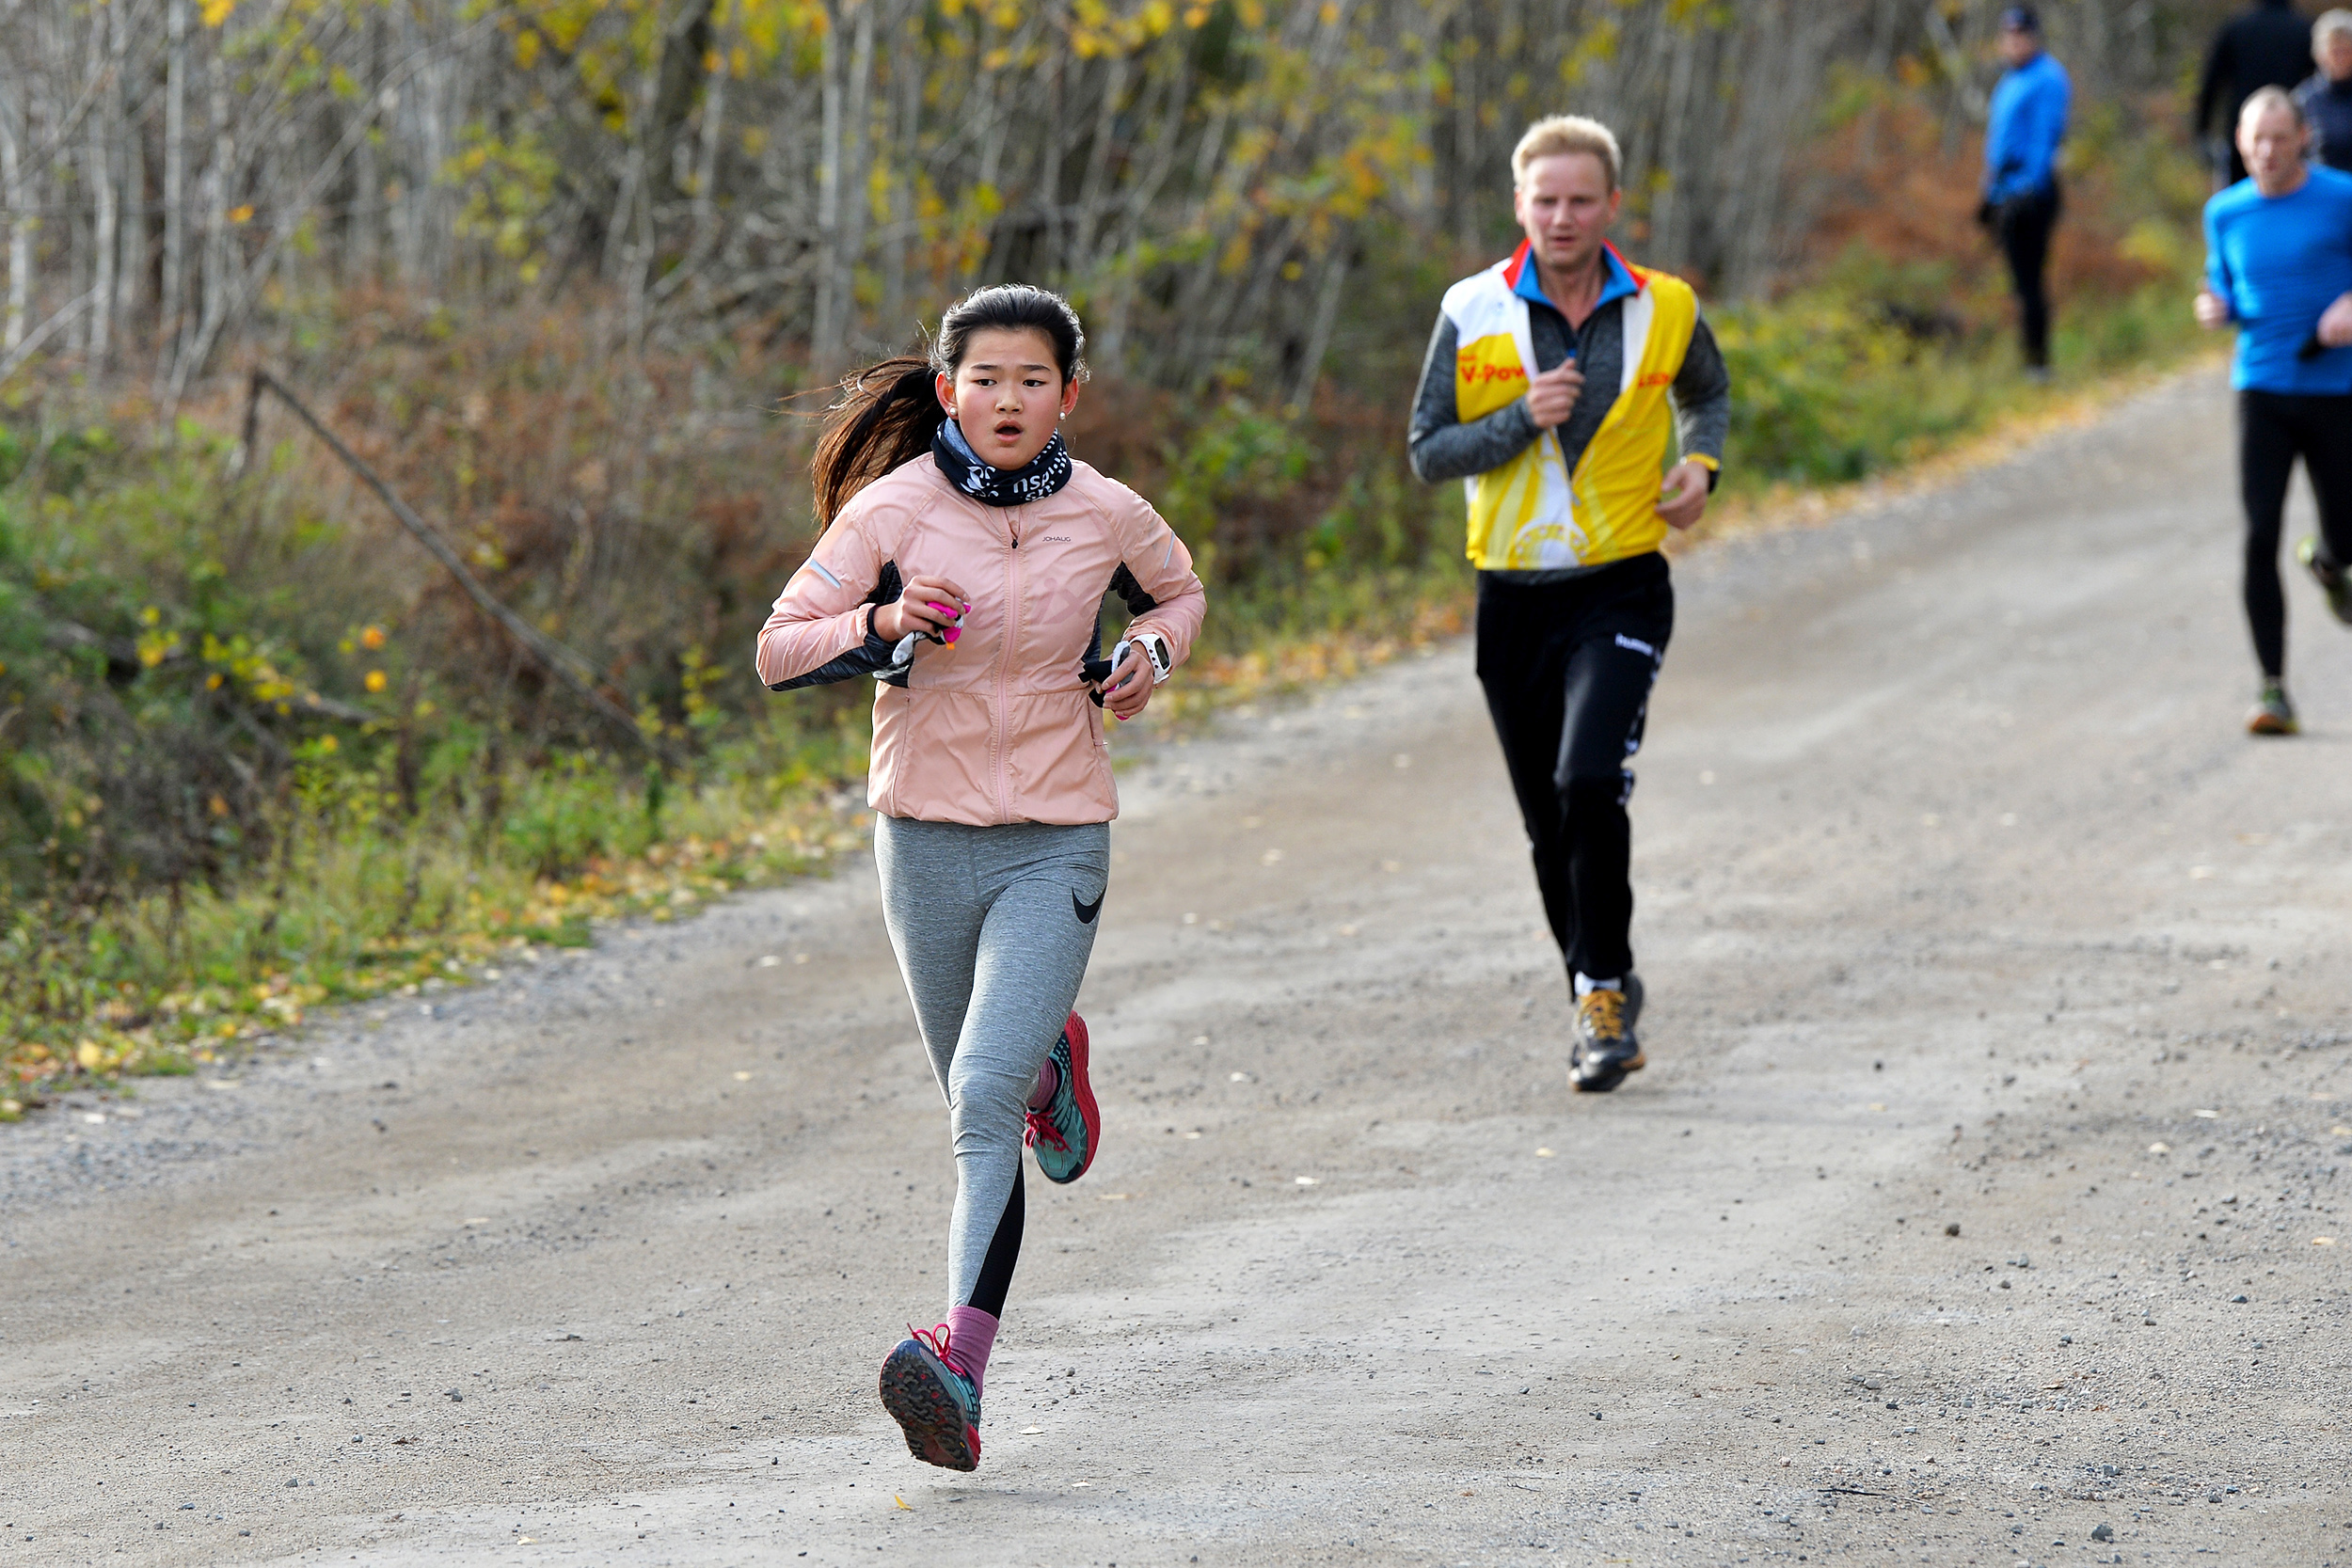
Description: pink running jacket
xmin=756 ymin=453 xmax=1207 ymax=826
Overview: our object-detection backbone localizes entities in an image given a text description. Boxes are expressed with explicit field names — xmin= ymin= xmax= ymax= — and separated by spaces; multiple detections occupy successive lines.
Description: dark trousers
xmin=1997 ymin=183 xmax=2061 ymax=370
xmin=1474 ymin=555 xmax=1673 ymax=986
xmin=2238 ymin=389 xmax=2352 ymax=679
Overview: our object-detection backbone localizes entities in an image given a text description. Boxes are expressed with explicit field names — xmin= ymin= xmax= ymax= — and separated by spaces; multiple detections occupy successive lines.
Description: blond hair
xmin=2318 ymin=8 xmax=2352 ymax=44
xmin=1512 ymin=116 xmax=1622 ymax=193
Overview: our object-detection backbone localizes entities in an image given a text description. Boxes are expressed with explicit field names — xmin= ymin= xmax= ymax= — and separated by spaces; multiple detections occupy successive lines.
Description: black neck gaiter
xmin=932 ymin=418 xmax=1073 ymax=507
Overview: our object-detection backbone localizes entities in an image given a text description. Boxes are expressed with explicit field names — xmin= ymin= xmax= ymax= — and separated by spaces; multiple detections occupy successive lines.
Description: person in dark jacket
xmin=2296 ymin=10 xmax=2352 ymax=172
xmin=2199 ymin=0 xmax=2324 ymax=184
xmin=1980 ymin=8 xmax=2071 ymax=377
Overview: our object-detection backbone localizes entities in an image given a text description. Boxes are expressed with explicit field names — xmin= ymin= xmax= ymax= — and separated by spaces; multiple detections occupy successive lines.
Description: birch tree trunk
xmin=837 ymin=0 xmax=874 ymax=351
xmin=119 ymin=39 xmax=144 ymax=336
xmin=159 ymin=0 xmax=187 ymax=383
xmin=1650 ymin=23 xmax=1698 ymax=266
xmin=811 ymin=3 xmax=846 ymax=366
xmin=350 ymin=16 xmax=382 ymax=287
xmin=90 ymin=0 xmax=119 ymax=366
xmin=183 ymin=43 xmax=231 ymax=394
xmin=1287 ymin=247 xmax=1348 ymax=413
xmin=0 ymin=91 xmax=24 ymax=354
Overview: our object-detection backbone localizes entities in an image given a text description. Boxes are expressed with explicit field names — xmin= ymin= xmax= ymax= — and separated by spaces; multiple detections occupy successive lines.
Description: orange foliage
xmin=1803 ymin=95 xmax=2176 ymax=308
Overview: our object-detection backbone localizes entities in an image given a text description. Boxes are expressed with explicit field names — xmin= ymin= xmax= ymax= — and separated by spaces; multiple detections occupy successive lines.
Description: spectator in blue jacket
xmin=1979 ymin=7 xmax=2072 ymax=379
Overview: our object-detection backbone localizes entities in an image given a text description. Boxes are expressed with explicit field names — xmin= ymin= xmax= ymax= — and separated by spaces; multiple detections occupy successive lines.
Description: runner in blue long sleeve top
xmin=2195 ymin=87 xmax=2352 ymax=735
xmin=1981 ymin=8 xmax=2072 ymax=374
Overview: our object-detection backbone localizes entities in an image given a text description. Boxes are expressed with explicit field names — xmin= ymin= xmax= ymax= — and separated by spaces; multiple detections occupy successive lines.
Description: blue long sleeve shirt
xmin=2204 ymin=166 xmax=2352 ymax=395
xmin=1984 ymin=52 xmax=2071 ymax=202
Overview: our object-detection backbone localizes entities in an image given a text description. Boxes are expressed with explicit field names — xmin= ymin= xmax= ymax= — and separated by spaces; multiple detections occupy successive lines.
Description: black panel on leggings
xmin=966 ymin=1164 xmax=1025 ymax=1318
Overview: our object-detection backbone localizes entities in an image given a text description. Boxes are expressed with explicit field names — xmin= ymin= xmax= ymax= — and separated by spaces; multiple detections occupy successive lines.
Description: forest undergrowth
xmin=0 ymin=98 xmax=2212 ymax=1112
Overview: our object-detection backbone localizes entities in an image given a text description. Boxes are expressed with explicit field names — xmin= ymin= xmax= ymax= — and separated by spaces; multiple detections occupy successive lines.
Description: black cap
xmin=1998 ymin=5 xmax=2041 ymax=31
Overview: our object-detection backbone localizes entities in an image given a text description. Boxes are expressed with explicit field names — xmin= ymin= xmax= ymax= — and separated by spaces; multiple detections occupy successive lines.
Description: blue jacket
xmin=1985 ymin=52 xmax=2071 ymax=202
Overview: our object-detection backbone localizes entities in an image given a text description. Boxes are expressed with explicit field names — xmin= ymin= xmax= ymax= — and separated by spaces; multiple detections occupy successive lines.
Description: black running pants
xmin=2238 ymin=389 xmax=2352 ymax=679
xmin=1474 ymin=555 xmax=1672 ymax=986
xmin=1997 ymin=184 xmax=2061 ymax=371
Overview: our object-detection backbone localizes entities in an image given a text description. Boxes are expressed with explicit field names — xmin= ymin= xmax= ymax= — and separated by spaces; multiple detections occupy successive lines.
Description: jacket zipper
xmin=993 ymin=507 xmax=1021 ymax=824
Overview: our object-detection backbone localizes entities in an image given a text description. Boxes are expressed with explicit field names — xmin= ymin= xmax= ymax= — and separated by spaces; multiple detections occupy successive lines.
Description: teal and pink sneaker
xmin=1025 ymin=1013 xmax=1100 ymax=1184
xmin=879 ymin=1324 xmax=981 ymax=1471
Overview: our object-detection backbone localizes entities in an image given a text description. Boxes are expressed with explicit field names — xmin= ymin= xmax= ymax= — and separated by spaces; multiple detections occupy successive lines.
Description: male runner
xmin=1407 ymin=115 xmax=1729 ymax=1093
xmin=2295 ymin=10 xmax=2352 ymax=172
xmin=2196 ymin=87 xmax=2352 ymax=735
xmin=1980 ymin=8 xmax=2071 ymax=381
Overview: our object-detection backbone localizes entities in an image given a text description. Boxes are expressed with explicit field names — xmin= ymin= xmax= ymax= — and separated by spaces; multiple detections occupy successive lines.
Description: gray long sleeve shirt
xmin=1407 ymin=286 xmax=1731 ymax=580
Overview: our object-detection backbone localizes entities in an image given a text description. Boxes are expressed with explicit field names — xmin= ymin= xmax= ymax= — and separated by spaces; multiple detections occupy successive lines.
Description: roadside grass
xmin=0 ymin=261 xmax=2206 ymax=1116
xmin=0 ymin=716 xmax=878 ymax=1113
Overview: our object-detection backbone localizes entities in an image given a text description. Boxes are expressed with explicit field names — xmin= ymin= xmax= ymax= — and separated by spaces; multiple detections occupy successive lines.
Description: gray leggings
xmin=874 ymin=815 xmax=1108 ymax=1314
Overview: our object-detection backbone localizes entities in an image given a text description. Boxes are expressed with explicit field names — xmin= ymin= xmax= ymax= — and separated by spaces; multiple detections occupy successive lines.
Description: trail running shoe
xmin=2247 ymin=681 xmax=2299 ymax=736
xmin=879 ymin=1324 xmax=981 ymax=1471
xmin=2300 ymin=535 xmax=2352 ymax=626
xmin=1569 ymin=974 xmax=1646 ymax=1094
xmin=1025 ymin=1012 xmax=1100 ymax=1184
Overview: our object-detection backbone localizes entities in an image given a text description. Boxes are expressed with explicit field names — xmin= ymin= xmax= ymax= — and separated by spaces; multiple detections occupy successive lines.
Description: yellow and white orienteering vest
xmin=1443 ymin=243 xmax=1701 ymax=571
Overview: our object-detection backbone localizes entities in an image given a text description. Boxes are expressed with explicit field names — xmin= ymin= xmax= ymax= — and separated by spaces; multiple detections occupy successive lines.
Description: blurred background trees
xmin=0 ymin=0 xmax=2243 ymax=396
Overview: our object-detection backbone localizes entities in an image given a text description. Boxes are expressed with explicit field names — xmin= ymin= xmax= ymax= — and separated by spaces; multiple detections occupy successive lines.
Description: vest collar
xmin=1502 ymin=240 xmax=1641 ymax=315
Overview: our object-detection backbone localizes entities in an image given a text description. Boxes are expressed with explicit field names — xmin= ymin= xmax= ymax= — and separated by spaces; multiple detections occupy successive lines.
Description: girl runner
xmin=755 ymin=285 xmax=1205 ymax=1471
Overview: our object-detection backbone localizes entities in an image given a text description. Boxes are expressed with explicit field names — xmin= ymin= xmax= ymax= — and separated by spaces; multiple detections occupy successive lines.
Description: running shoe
xmin=2299 ymin=535 xmax=2352 ymax=626
xmin=1025 ymin=1012 xmax=1100 ymax=1184
xmin=2247 ymin=680 xmax=2299 ymax=736
xmin=879 ymin=1324 xmax=981 ymax=1471
xmin=1569 ymin=974 xmax=1646 ymax=1094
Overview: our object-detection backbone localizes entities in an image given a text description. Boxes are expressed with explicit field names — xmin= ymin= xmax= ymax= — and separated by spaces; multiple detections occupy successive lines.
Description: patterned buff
xmin=932 ymin=416 xmax=1074 ymax=508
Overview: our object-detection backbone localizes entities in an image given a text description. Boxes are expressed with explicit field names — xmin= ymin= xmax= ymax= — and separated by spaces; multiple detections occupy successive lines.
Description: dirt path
xmin=7 ymin=371 xmax=2350 ymax=1568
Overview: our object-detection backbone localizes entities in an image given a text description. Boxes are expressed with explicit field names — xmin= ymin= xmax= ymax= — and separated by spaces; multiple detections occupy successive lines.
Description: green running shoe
xmin=1025 ymin=1013 xmax=1099 ymax=1183
xmin=2247 ymin=680 xmax=2299 ymax=736
xmin=2299 ymin=535 xmax=2352 ymax=626
xmin=879 ymin=1324 xmax=981 ymax=1471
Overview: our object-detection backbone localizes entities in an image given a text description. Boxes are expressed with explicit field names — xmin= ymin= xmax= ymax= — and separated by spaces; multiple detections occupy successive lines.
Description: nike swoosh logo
xmin=1073 ymin=890 xmax=1104 ymax=925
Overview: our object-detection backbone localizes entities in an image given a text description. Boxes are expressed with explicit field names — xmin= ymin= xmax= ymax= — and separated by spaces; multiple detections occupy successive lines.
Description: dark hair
xmin=809 ymin=285 xmax=1089 ymax=527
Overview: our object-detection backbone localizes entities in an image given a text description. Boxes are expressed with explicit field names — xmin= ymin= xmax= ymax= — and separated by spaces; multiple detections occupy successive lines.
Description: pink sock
xmin=944 ymin=1305 xmax=999 ymax=1396
xmin=1026 ymin=1058 xmax=1058 ymax=1109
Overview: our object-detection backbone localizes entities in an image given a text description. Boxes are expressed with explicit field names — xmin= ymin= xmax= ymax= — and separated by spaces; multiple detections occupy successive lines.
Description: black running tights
xmin=1475 ymin=556 xmax=1673 ymax=986
xmin=1997 ymin=184 xmax=2060 ymax=371
xmin=2238 ymin=389 xmax=2352 ymax=679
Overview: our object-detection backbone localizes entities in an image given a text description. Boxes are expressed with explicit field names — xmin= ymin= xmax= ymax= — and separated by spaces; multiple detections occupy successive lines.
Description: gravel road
xmin=6 ymin=371 xmax=2350 ymax=1567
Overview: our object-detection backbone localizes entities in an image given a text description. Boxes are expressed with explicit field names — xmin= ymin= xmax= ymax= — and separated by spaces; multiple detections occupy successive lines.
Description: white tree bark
xmin=159 ymin=0 xmax=188 ymax=383
xmin=90 ymin=0 xmax=119 ymax=365
xmin=0 ymin=87 xmax=25 ymax=354
xmin=810 ymin=3 xmax=846 ymax=366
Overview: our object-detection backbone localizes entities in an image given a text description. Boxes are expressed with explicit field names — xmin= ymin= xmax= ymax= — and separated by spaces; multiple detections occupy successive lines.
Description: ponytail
xmin=808 ymin=285 xmax=1090 ymax=527
xmin=809 ymin=357 xmax=943 ymax=528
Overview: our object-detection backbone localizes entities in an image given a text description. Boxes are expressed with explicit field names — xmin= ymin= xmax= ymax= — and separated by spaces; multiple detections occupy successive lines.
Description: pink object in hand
xmin=928 ymin=601 xmax=961 ymax=645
